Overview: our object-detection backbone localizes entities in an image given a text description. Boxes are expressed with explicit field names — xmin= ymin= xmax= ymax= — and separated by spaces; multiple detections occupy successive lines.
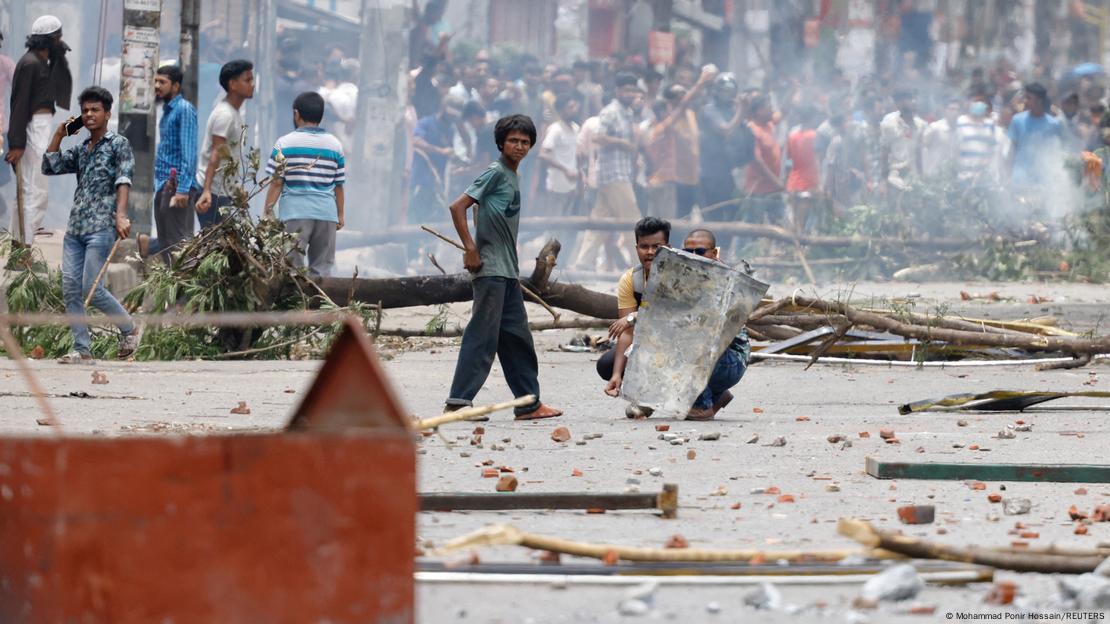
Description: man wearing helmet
xmin=698 ymin=72 xmax=752 ymax=218
xmin=6 ymin=15 xmax=72 ymax=247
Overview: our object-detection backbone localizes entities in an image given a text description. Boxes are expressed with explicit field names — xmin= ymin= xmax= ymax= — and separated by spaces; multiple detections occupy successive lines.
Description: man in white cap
xmin=5 ymin=15 xmax=72 ymax=247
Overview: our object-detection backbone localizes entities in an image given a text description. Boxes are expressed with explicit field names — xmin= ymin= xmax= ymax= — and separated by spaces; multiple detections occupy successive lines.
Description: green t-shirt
xmin=464 ymin=159 xmax=521 ymax=279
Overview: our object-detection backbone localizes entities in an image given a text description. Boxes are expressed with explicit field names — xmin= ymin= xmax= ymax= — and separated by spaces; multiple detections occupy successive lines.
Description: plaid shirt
xmin=596 ymin=99 xmax=635 ymax=186
xmin=42 ymin=131 xmax=134 ymax=236
xmin=154 ymin=94 xmax=199 ymax=194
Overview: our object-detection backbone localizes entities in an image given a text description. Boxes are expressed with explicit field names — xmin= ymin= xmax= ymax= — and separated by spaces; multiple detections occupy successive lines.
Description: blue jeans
xmin=62 ymin=229 xmax=134 ymax=355
xmin=693 ymin=348 xmax=747 ymax=410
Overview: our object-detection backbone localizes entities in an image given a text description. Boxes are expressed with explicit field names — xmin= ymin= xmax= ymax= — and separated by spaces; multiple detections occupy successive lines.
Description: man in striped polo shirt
xmin=263 ymin=91 xmax=346 ymax=278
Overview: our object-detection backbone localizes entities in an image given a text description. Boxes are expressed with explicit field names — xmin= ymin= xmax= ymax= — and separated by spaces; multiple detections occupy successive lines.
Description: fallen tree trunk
xmin=338 ymin=218 xmax=981 ymax=251
xmin=318 ymin=239 xmax=621 ymax=319
xmin=791 ymin=296 xmax=1110 ymax=355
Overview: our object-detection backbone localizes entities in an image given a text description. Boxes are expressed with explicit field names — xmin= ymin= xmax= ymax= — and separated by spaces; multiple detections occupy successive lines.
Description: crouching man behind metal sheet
xmin=42 ymin=86 xmax=137 ymax=363
xmin=598 ymin=219 xmax=752 ymax=421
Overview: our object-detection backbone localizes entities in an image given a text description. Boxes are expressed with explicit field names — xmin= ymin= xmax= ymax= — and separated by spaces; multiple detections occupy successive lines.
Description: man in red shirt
xmin=743 ymin=94 xmax=784 ymax=225
xmin=786 ymin=105 xmax=820 ymax=234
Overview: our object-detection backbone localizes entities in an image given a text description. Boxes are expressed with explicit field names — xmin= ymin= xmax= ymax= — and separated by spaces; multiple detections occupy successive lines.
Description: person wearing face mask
xmin=6 ymin=15 xmax=73 ymax=247
xmin=956 ymin=94 xmax=1006 ymax=185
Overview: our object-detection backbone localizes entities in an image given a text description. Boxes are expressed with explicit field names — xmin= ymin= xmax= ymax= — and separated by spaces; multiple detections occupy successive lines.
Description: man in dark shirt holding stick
xmin=6 ymin=15 xmax=72 ymax=246
xmin=443 ymin=114 xmax=563 ymax=421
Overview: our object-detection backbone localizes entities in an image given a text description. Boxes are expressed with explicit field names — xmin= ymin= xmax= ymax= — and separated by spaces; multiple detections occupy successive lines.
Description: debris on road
xmin=230 ymin=401 xmax=250 ymax=415
xmin=897 ymin=505 xmax=935 ymax=525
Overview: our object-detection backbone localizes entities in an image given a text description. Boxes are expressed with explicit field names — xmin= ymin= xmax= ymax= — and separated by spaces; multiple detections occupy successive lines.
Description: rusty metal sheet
xmin=288 ymin=317 xmax=412 ymax=431
xmin=621 ymin=248 xmax=769 ymax=418
xmin=0 ymin=433 xmax=416 ymax=623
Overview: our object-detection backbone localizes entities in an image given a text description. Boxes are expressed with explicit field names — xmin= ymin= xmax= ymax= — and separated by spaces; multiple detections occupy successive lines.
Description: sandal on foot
xmin=57 ymin=351 xmax=95 ymax=364
xmin=515 ymin=404 xmax=563 ymax=420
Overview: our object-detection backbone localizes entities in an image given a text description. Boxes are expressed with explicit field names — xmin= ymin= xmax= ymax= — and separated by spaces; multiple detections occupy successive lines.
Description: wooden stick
xmin=838 ymin=518 xmax=1105 ymax=574
xmin=421 ymin=225 xmax=561 ymax=323
xmin=0 ymin=324 xmax=60 ymax=428
xmin=414 ymin=395 xmax=536 ymax=430
xmin=84 ymin=237 xmax=123 ymax=307
xmin=434 ymin=523 xmax=888 ymax=564
xmin=13 ymin=162 xmax=26 ymax=245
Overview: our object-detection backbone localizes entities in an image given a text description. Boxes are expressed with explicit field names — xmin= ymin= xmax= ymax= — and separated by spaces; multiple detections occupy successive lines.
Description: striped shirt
xmin=154 ymin=94 xmax=199 ymax=194
xmin=265 ymin=126 xmax=346 ymax=223
xmin=596 ymin=99 xmax=635 ymax=187
xmin=955 ymin=114 xmax=1001 ymax=180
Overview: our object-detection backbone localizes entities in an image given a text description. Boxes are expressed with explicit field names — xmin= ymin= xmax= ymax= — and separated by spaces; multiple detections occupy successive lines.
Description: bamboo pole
xmin=434 ymin=524 xmax=891 ymax=564
xmin=838 ymin=518 xmax=1106 ymax=574
xmin=84 ymin=238 xmax=123 ymax=307
xmin=414 ymin=395 xmax=536 ymax=430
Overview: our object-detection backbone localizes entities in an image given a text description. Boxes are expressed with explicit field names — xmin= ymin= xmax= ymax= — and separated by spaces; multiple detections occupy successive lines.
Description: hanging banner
xmin=120 ymin=26 xmax=159 ymax=114
xmin=124 ymin=0 xmax=161 ymax=11
xmin=648 ymin=30 xmax=675 ymax=66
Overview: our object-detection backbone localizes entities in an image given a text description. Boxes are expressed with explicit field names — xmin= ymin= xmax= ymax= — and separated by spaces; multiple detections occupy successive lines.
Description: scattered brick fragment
xmin=29 ymin=346 xmax=44 ymax=359
xmin=602 ymin=550 xmax=619 ymax=565
xmin=1075 ymin=488 xmax=1088 ymax=495
xmin=985 ymin=581 xmax=1017 ymax=605
xmin=655 ymin=425 xmax=670 ymax=432
xmin=827 ymin=434 xmax=845 ymax=443
xmin=752 ymin=407 xmax=764 ymax=414
xmin=879 ymin=428 xmax=895 ymax=439
xmin=91 ymin=371 xmax=109 ymax=385
xmin=908 ymin=605 xmax=937 ymax=615
xmin=665 ymin=534 xmax=689 ymax=549
xmin=1075 ymin=525 xmax=1089 ymax=535
xmin=1069 ymin=505 xmax=1088 ymax=521
xmin=1093 ymin=505 xmax=1110 ymax=522
xmin=897 ymin=505 xmax=935 ymax=525
xmin=777 ymin=494 xmax=795 ymax=503
xmin=858 ymin=431 xmax=870 ymax=438
xmin=481 ymin=468 xmax=499 ymax=478
xmin=1019 ymin=532 xmax=1039 ymax=539
xmin=586 ymin=508 xmax=605 ymax=514
xmin=968 ymin=444 xmax=980 ymax=450
xmin=987 ymin=493 xmax=1002 ymax=503
xmin=571 ymin=468 xmax=583 ymax=477
xmin=795 ymin=416 xmax=810 ymax=422
xmin=230 ymin=401 xmax=250 ymax=415
xmin=730 ymin=502 xmax=742 ymax=510
xmin=969 ymin=482 xmax=987 ymax=491
xmin=472 ymin=426 xmax=485 ymax=435
xmin=551 ymin=426 xmax=571 ymax=443
xmin=495 ymin=475 xmax=518 ymax=492
xmin=687 ymin=450 xmax=696 ymax=460
xmin=766 ymin=486 xmax=781 ymax=495
xmin=885 ymin=438 xmax=901 ymax=445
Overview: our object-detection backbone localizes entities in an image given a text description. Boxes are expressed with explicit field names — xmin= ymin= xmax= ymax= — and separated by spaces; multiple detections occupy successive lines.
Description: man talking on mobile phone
xmin=42 ymin=86 xmax=138 ymax=364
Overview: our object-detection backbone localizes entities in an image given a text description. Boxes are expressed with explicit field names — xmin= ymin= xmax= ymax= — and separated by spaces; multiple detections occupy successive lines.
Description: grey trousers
xmin=285 ymin=218 xmax=337 ymax=278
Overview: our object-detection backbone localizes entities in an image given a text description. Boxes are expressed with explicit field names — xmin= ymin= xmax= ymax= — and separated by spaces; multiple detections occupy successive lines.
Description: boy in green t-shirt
xmin=443 ymin=114 xmax=563 ymax=420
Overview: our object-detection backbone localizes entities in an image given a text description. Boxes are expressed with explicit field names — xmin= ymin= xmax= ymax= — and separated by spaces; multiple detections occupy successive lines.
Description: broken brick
xmin=1093 ymin=505 xmax=1110 ymax=522
xmin=586 ymin=508 xmax=605 ymax=514
xmin=602 ymin=550 xmax=619 ymax=565
xmin=752 ymin=407 xmax=764 ymax=414
xmin=766 ymin=486 xmax=781 ymax=495
xmin=91 ymin=371 xmax=109 ymax=385
xmin=495 ymin=475 xmax=518 ymax=492
xmin=730 ymin=502 xmax=742 ymax=510
xmin=571 ymin=468 xmax=583 ymax=477
xmin=795 ymin=416 xmax=810 ymax=422
xmin=879 ymin=428 xmax=895 ymax=439
xmin=884 ymin=438 xmax=901 ymax=445
xmin=1075 ymin=488 xmax=1088 ymax=495
xmin=551 ymin=426 xmax=571 ymax=443
xmin=908 ymin=605 xmax=937 ymax=615
xmin=968 ymin=444 xmax=980 ymax=450
xmin=1075 ymin=524 xmax=1089 ymax=535
xmin=1069 ymin=505 xmax=1089 ymax=521
xmin=29 ymin=346 xmax=44 ymax=359
xmin=499 ymin=466 xmax=514 ymax=473
xmin=472 ymin=426 xmax=485 ymax=435
xmin=229 ymin=401 xmax=250 ymax=415
xmin=858 ymin=431 xmax=870 ymax=438
xmin=827 ymin=434 xmax=845 ymax=443
xmin=1019 ymin=531 xmax=1039 ymax=539
xmin=777 ymin=494 xmax=795 ymax=503
xmin=987 ymin=493 xmax=1002 ymax=503
xmin=481 ymin=468 xmax=499 ymax=478
xmin=664 ymin=534 xmax=689 ymax=549
xmin=897 ymin=505 xmax=935 ymax=525
xmin=969 ymin=482 xmax=987 ymax=491
xmin=985 ymin=581 xmax=1017 ymax=605
xmin=686 ymin=450 xmax=696 ymax=460
xmin=655 ymin=425 xmax=670 ymax=432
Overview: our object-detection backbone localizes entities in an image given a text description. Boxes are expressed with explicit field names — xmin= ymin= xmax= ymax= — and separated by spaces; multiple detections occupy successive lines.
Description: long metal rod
xmin=415 ymin=569 xmax=991 ymax=586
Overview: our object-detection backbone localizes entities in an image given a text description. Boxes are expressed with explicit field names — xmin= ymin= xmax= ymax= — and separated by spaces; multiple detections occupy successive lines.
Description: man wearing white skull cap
xmin=5 ymin=14 xmax=72 ymax=247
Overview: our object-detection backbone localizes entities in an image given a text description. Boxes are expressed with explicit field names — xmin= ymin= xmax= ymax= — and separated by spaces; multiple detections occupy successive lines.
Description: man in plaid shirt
xmin=572 ymin=72 xmax=642 ymax=272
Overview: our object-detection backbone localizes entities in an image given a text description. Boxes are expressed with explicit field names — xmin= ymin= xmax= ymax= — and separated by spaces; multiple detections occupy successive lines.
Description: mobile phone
xmin=65 ymin=117 xmax=83 ymax=136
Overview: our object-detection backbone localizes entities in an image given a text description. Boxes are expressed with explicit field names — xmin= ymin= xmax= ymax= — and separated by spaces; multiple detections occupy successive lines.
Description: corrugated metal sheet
xmin=489 ymin=0 xmax=558 ymax=58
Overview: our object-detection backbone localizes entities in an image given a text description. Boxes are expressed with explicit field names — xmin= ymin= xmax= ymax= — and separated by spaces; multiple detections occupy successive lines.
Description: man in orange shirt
xmin=743 ymin=94 xmax=785 ymax=225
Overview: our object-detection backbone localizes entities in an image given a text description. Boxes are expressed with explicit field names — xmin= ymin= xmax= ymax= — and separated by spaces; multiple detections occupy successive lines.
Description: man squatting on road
xmin=597 ymin=218 xmax=750 ymax=421
xmin=42 ymin=86 xmax=138 ymax=364
xmin=443 ymin=114 xmax=563 ymax=421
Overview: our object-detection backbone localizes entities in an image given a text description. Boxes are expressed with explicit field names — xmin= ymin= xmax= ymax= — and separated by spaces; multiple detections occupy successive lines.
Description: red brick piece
xmin=664 ymin=534 xmax=689 ymax=549
xmin=551 ymin=427 xmax=571 ymax=443
xmin=897 ymin=505 xmax=935 ymax=525
xmin=985 ymin=581 xmax=1017 ymax=605
xmin=495 ymin=475 xmax=518 ymax=492
xmin=987 ymin=493 xmax=1002 ymax=503
xmin=777 ymin=494 xmax=796 ymax=503
xmin=879 ymin=428 xmax=895 ymax=439
xmin=655 ymin=425 xmax=670 ymax=432
xmin=858 ymin=431 xmax=870 ymax=438
xmin=481 ymin=468 xmax=499 ymax=478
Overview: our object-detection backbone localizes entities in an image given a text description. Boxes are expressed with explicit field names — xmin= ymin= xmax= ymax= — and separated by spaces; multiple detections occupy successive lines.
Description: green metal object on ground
xmin=866 ymin=456 xmax=1110 ymax=483
xmin=898 ymin=390 xmax=1110 ymax=414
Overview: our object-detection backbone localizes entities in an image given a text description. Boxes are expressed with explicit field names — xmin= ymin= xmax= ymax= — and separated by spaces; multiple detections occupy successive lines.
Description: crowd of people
xmin=405 ymin=32 xmax=1110 ymax=271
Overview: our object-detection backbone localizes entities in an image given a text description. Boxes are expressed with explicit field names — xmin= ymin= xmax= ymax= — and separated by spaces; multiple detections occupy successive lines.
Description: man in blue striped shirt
xmin=146 ymin=64 xmax=198 ymax=260
xmin=263 ymin=91 xmax=345 ymax=278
